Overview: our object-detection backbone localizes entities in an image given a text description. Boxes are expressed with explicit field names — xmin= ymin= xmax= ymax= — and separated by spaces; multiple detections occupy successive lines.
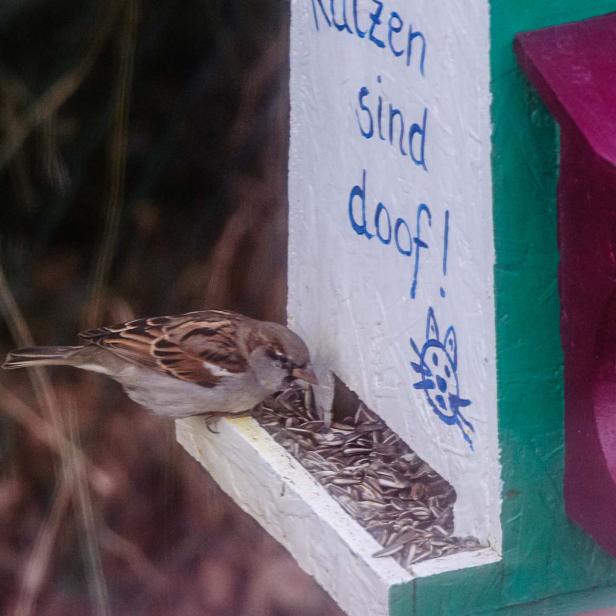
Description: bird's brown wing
xmin=78 ymin=310 xmax=249 ymax=387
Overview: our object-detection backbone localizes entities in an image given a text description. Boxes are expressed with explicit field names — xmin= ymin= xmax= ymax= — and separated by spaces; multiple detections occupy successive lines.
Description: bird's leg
xmin=203 ymin=409 xmax=253 ymax=434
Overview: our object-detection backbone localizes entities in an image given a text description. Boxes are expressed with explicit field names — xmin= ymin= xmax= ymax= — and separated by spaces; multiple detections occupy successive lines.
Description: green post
xmin=391 ymin=1 xmax=616 ymax=613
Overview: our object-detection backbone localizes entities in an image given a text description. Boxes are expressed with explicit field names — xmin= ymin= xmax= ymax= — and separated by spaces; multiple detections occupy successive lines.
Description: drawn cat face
xmin=420 ymin=340 xmax=459 ymax=420
xmin=410 ymin=307 xmax=474 ymax=449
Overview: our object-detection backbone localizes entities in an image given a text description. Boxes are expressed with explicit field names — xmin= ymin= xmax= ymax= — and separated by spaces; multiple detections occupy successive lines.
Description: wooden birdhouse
xmin=177 ymin=2 xmax=616 ymax=614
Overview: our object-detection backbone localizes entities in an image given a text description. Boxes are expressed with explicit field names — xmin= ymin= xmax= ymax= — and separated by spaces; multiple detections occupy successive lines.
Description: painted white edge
xmin=176 ymin=416 xmax=500 ymax=616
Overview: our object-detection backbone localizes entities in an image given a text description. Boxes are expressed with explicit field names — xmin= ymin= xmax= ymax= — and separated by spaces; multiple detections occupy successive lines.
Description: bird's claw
xmin=203 ymin=409 xmax=252 ymax=433
xmin=204 ymin=414 xmax=221 ymax=434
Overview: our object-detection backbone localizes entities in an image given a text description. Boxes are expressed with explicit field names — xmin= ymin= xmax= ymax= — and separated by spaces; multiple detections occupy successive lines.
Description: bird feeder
xmin=177 ymin=3 xmax=616 ymax=615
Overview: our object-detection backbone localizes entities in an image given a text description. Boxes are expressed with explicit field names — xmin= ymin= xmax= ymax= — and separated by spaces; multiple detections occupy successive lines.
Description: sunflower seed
xmin=372 ymin=542 xmax=405 ymax=558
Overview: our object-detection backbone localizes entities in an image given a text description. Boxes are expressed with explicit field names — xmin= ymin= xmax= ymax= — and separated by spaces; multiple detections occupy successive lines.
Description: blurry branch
xmin=86 ymin=0 xmax=139 ymax=328
xmin=0 ymin=89 xmax=37 ymax=210
xmin=13 ymin=476 xmax=73 ymax=616
xmin=0 ymin=383 xmax=103 ymax=489
xmin=225 ymin=31 xmax=286 ymax=153
xmin=204 ymin=30 xmax=289 ymax=321
xmin=99 ymin=527 xmax=170 ymax=592
xmin=41 ymin=114 xmax=71 ymax=195
xmin=0 ymin=383 xmax=169 ymax=595
xmin=7 ymin=397 xmax=111 ymax=616
xmin=0 ymin=384 xmax=111 ymax=615
xmin=0 ymin=1 xmax=122 ymax=170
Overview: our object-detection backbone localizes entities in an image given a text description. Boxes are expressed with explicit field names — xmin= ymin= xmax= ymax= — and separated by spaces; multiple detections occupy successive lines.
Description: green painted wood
xmin=392 ymin=583 xmax=616 ymax=615
xmin=390 ymin=2 xmax=616 ymax=615
xmin=489 ymin=585 xmax=616 ymax=615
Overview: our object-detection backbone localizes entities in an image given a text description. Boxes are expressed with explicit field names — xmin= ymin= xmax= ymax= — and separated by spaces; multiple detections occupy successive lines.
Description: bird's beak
xmin=291 ymin=366 xmax=318 ymax=385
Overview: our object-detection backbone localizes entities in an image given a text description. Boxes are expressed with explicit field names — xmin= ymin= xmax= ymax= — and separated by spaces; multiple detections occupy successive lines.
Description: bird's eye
xmin=267 ymin=349 xmax=290 ymax=368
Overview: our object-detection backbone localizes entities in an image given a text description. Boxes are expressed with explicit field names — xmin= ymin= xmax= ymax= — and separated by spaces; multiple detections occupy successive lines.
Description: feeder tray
xmin=177 ymin=387 xmax=498 ymax=616
xmin=254 ymin=385 xmax=482 ymax=569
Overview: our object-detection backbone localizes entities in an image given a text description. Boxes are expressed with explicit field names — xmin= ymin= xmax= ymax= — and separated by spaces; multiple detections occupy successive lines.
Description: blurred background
xmin=0 ymin=1 xmax=344 ymax=614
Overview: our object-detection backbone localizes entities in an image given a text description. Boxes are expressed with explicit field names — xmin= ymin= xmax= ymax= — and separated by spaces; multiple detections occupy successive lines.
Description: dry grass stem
xmin=0 ymin=90 xmax=38 ymax=211
xmin=64 ymin=402 xmax=110 ymax=616
xmin=0 ymin=378 xmax=115 ymax=492
xmin=0 ymin=266 xmax=109 ymax=613
xmin=0 ymin=262 xmax=63 ymax=455
xmin=86 ymin=0 xmax=139 ymax=328
xmin=0 ymin=384 xmax=113 ymax=616
xmin=12 ymin=478 xmax=72 ymax=616
xmin=41 ymin=114 xmax=70 ymax=194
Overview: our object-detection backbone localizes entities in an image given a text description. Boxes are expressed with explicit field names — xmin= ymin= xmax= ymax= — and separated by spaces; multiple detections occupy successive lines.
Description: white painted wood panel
xmin=288 ymin=0 xmax=500 ymax=547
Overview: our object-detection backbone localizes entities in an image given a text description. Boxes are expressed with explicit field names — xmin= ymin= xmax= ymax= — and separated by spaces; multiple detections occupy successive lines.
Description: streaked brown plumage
xmin=2 ymin=310 xmax=317 ymax=425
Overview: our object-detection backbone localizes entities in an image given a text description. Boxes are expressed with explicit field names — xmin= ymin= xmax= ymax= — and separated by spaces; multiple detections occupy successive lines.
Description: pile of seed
xmin=254 ymin=387 xmax=481 ymax=569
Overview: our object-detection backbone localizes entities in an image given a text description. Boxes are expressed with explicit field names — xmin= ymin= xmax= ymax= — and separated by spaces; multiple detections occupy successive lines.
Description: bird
xmin=2 ymin=309 xmax=317 ymax=429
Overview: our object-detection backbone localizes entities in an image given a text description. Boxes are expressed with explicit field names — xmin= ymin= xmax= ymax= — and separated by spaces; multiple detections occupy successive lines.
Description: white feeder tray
xmin=176 ymin=415 xmax=500 ymax=616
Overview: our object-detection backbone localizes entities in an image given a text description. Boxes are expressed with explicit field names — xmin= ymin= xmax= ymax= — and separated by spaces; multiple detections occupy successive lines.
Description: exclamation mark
xmin=440 ymin=210 xmax=450 ymax=298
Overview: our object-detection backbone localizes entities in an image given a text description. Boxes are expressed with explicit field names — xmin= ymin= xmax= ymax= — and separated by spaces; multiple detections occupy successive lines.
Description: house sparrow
xmin=2 ymin=310 xmax=317 ymax=427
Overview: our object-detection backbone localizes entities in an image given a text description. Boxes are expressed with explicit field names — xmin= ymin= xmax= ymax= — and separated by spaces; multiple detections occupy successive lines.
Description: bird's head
xmin=245 ymin=321 xmax=317 ymax=393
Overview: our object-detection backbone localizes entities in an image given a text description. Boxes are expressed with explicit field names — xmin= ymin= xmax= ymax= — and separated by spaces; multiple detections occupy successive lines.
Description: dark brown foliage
xmin=0 ymin=1 xmax=343 ymax=614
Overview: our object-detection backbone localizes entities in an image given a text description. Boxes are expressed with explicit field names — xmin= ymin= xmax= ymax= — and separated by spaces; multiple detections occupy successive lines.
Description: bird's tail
xmin=2 ymin=346 xmax=84 ymax=369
